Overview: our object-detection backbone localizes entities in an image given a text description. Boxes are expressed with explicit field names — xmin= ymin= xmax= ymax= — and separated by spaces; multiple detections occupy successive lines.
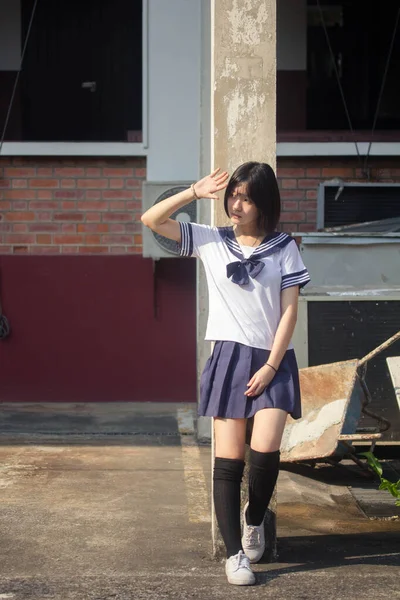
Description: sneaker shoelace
xmin=233 ymin=551 xmax=251 ymax=572
xmin=243 ymin=525 xmax=260 ymax=548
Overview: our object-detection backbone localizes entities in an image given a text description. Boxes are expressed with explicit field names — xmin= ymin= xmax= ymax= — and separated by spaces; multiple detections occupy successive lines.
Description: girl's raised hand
xmin=193 ymin=168 xmax=229 ymax=200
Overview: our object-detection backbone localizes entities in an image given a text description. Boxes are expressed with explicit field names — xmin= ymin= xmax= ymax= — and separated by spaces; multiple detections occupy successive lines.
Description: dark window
xmin=307 ymin=0 xmax=400 ymax=130
xmin=2 ymin=0 xmax=142 ymax=142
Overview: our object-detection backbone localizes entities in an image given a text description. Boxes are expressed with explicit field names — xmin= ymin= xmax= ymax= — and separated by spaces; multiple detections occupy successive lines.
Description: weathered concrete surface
xmin=0 ymin=402 xmax=195 ymax=436
xmin=210 ymin=0 xmax=278 ymax=558
xmin=0 ymin=404 xmax=399 ymax=599
xmin=213 ymin=0 xmax=277 ymax=223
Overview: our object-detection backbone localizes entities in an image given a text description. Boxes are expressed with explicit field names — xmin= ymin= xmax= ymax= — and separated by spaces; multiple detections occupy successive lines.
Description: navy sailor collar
xmin=217 ymin=227 xmax=293 ymax=286
xmin=218 ymin=226 xmax=292 ymax=261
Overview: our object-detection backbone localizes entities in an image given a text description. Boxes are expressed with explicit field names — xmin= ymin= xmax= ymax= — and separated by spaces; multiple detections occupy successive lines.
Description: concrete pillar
xmin=210 ymin=0 xmax=278 ymax=560
xmin=196 ymin=0 xmax=213 ymax=444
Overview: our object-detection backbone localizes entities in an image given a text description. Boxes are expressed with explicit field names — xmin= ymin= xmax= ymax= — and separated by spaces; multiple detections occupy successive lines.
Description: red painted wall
xmin=4 ymin=155 xmax=400 ymax=403
xmin=0 ymin=255 xmax=197 ymax=402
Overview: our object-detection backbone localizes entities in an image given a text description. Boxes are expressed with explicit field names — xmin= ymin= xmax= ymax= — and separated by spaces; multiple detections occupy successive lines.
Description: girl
xmin=141 ymin=163 xmax=310 ymax=586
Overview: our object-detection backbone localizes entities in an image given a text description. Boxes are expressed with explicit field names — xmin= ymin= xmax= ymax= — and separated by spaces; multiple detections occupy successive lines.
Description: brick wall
xmin=0 ymin=157 xmax=145 ymax=254
xmin=277 ymin=156 xmax=400 ymax=232
xmin=2 ymin=155 xmax=400 ymax=254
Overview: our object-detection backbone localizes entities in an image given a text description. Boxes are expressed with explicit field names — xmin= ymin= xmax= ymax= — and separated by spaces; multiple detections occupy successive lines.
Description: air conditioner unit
xmin=142 ymin=182 xmax=197 ymax=259
xmin=293 ymin=287 xmax=400 ymax=444
xmin=317 ymin=181 xmax=400 ymax=229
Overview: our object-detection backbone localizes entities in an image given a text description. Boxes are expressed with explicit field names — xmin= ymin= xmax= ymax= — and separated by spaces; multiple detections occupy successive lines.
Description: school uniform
xmin=179 ymin=223 xmax=310 ymax=420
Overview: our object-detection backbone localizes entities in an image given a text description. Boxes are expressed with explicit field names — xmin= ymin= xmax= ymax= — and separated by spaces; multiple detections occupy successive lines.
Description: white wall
xmin=0 ymin=0 xmax=21 ymax=70
xmin=147 ymin=0 xmax=202 ymax=181
xmin=277 ymin=0 xmax=306 ymax=70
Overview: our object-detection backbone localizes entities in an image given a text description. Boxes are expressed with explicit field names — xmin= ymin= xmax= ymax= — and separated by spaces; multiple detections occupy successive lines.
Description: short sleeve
xmin=179 ymin=222 xmax=217 ymax=258
xmin=280 ymin=239 xmax=310 ymax=290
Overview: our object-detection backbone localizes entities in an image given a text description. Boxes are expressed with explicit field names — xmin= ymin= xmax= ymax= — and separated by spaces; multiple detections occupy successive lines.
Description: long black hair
xmin=224 ymin=162 xmax=281 ymax=233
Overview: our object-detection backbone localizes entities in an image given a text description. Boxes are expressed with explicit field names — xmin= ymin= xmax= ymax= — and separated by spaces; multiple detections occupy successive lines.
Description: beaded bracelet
xmin=191 ymin=183 xmax=200 ymax=200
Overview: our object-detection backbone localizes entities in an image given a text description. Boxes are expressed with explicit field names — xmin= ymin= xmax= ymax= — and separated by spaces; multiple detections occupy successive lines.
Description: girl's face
xmin=227 ymin=184 xmax=260 ymax=228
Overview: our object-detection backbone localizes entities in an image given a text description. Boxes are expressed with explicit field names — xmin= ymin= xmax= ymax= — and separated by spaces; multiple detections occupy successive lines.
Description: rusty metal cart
xmin=280 ymin=330 xmax=400 ymax=467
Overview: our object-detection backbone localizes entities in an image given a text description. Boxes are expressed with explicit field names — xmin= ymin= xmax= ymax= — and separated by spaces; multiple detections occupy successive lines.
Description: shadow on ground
xmin=251 ymin=531 xmax=400 ymax=589
xmin=281 ymin=458 xmax=400 ymax=485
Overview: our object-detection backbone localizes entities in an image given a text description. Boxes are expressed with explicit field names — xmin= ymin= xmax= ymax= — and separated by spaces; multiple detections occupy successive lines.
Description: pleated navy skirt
xmin=199 ymin=341 xmax=301 ymax=420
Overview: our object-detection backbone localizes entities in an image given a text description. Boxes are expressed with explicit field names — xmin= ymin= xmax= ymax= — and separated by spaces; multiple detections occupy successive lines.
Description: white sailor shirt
xmin=179 ymin=223 xmax=310 ymax=351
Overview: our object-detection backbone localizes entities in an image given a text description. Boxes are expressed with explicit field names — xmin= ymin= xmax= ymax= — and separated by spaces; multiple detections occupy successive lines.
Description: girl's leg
xmin=213 ymin=418 xmax=247 ymax=557
xmin=214 ymin=416 xmax=247 ymax=460
xmin=247 ymin=408 xmax=287 ymax=526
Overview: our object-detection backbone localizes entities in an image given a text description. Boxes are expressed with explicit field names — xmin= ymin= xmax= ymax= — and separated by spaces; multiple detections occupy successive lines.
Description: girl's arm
xmin=245 ymin=286 xmax=299 ymax=397
xmin=141 ymin=187 xmax=196 ymax=243
xmin=265 ymin=286 xmax=299 ymax=372
xmin=141 ymin=168 xmax=229 ymax=242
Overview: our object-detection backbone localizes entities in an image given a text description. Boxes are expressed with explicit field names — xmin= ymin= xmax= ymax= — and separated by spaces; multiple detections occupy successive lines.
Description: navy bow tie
xmin=226 ymin=258 xmax=265 ymax=286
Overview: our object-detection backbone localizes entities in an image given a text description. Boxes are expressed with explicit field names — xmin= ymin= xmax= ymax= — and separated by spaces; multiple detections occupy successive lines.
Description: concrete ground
xmin=0 ymin=403 xmax=399 ymax=599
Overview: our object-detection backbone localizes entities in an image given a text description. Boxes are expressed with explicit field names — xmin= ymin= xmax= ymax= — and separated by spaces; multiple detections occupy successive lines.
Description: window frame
xmin=0 ymin=0 xmax=149 ymax=156
xmin=277 ymin=142 xmax=400 ymax=158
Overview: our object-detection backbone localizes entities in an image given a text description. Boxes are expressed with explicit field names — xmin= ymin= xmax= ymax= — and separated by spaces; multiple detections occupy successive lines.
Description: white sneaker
xmin=225 ymin=550 xmax=256 ymax=586
xmin=241 ymin=502 xmax=265 ymax=563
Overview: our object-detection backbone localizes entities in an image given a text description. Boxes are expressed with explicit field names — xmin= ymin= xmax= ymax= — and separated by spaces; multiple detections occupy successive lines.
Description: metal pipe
xmin=358 ymin=330 xmax=400 ymax=367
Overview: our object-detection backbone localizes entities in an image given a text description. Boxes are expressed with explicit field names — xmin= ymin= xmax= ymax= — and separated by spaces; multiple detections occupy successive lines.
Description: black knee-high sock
xmin=247 ymin=449 xmax=280 ymax=526
xmin=213 ymin=457 xmax=245 ymax=558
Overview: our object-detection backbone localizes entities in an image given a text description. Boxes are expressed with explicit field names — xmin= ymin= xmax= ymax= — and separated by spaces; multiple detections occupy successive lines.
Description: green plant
xmin=359 ymin=451 xmax=400 ymax=507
